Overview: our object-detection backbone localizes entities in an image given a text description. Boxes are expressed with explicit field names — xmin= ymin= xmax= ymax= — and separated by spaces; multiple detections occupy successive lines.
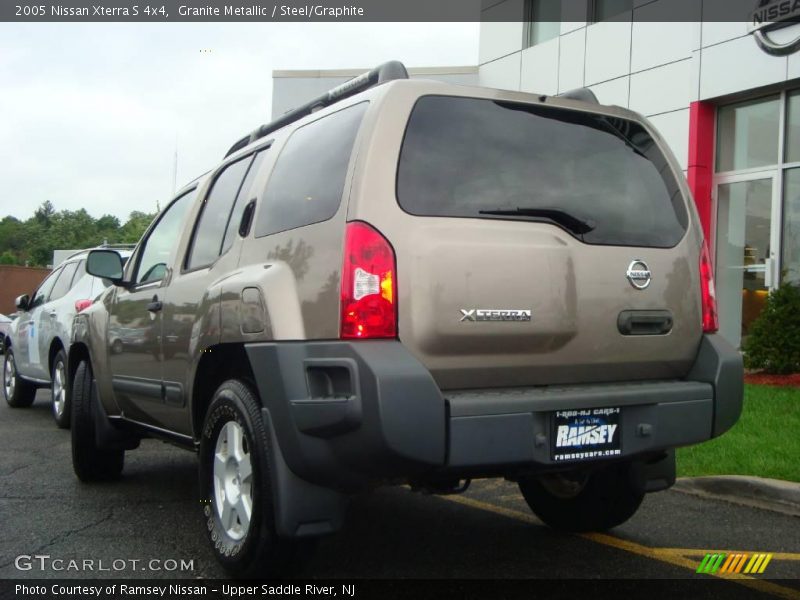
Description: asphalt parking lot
xmin=1 ymin=390 xmax=798 ymax=597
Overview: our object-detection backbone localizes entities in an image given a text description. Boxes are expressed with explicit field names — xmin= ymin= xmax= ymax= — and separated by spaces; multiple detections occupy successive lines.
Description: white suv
xmin=2 ymin=246 xmax=133 ymax=427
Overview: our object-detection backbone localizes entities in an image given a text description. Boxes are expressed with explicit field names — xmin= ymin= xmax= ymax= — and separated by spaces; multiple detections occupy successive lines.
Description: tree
xmin=34 ymin=200 xmax=55 ymax=226
xmin=119 ymin=211 xmax=156 ymax=244
xmin=743 ymin=283 xmax=800 ymax=374
xmin=1 ymin=203 xmax=157 ymax=267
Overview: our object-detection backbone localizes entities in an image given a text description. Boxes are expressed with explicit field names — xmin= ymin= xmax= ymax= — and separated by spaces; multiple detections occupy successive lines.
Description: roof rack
xmin=224 ymin=60 xmax=409 ymax=158
xmin=557 ymin=87 xmax=599 ymax=104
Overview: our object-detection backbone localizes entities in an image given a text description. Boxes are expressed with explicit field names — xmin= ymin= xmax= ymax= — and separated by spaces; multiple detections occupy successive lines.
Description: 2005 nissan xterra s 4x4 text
xmin=69 ymin=61 xmax=743 ymax=577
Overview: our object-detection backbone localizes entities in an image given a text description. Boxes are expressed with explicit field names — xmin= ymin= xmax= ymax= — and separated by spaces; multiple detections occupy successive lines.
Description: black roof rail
xmin=557 ymin=87 xmax=599 ymax=104
xmin=224 ymin=60 xmax=409 ymax=158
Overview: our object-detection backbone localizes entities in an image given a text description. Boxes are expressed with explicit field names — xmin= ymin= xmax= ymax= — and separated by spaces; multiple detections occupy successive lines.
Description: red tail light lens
xmin=340 ymin=221 xmax=397 ymax=339
xmin=699 ymin=240 xmax=719 ymax=333
xmin=74 ymin=299 xmax=93 ymax=313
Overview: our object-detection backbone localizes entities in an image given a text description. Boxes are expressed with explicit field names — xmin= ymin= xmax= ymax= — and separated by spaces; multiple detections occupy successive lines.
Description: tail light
xmin=699 ymin=240 xmax=719 ymax=333
xmin=340 ymin=221 xmax=397 ymax=339
xmin=74 ymin=299 xmax=93 ymax=313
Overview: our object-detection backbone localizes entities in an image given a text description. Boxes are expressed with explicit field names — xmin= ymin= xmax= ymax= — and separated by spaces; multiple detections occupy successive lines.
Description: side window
xmin=30 ymin=267 xmax=62 ymax=309
xmin=70 ymin=260 xmax=86 ymax=288
xmin=221 ymin=150 xmax=268 ymax=255
xmin=186 ymin=156 xmax=253 ymax=270
xmin=255 ymin=102 xmax=368 ymax=238
xmin=49 ymin=261 xmax=80 ymax=302
xmin=136 ymin=190 xmax=196 ymax=285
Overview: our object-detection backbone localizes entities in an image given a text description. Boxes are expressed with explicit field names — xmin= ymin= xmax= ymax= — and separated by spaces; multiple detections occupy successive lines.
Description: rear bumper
xmin=245 ymin=334 xmax=742 ymax=492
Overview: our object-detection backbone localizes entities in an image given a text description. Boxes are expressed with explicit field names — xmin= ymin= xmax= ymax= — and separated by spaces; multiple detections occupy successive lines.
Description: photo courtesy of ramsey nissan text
xmin=0 ymin=0 xmax=798 ymax=598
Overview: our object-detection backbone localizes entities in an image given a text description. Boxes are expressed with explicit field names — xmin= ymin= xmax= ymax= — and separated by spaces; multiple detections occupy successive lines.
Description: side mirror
xmin=15 ymin=295 xmax=29 ymax=311
xmin=86 ymin=250 xmax=125 ymax=286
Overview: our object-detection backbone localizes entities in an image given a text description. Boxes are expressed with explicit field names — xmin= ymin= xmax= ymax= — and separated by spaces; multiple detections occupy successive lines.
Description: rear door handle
xmin=617 ymin=310 xmax=673 ymax=336
xmin=147 ymin=296 xmax=163 ymax=313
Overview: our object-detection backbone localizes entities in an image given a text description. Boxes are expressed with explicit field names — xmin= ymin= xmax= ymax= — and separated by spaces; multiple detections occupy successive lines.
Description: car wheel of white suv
xmin=51 ymin=349 xmax=71 ymax=429
xmin=3 ymin=347 xmax=36 ymax=408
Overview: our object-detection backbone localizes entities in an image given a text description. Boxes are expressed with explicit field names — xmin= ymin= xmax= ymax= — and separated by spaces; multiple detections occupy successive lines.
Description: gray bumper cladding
xmin=244 ymin=340 xmax=447 ymax=492
xmin=245 ymin=334 xmax=743 ymax=488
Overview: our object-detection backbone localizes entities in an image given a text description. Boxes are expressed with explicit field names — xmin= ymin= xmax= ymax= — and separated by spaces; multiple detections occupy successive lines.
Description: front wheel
xmin=3 ymin=347 xmax=36 ymax=408
xmin=199 ymin=380 xmax=304 ymax=578
xmin=51 ymin=349 xmax=70 ymax=429
xmin=518 ymin=462 xmax=645 ymax=532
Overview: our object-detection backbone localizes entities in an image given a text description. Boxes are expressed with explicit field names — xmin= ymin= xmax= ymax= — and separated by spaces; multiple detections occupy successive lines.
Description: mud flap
xmin=261 ymin=408 xmax=349 ymax=539
xmin=91 ymin=385 xmax=140 ymax=451
xmin=640 ymin=450 xmax=676 ymax=493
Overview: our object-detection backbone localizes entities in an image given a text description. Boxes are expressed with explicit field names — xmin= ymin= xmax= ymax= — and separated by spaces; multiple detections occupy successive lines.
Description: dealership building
xmin=273 ymin=2 xmax=800 ymax=348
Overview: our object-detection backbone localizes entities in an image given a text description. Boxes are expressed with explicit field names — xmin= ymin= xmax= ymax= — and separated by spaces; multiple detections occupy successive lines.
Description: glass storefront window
xmin=526 ymin=0 xmax=561 ymax=47
xmin=783 ymin=168 xmax=800 ymax=284
xmin=716 ymin=179 xmax=773 ymax=347
xmin=785 ymin=91 xmax=800 ymax=163
xmin=717 ymin=95 xmax=780 ymax=173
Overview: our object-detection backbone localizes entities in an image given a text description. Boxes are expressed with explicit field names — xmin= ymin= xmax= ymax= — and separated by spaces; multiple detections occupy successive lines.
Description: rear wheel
xmin=200 ymin=379 xmax=304 ymax=578
xmin=51 ymin=349 xmax=70 ymax=429
xmin=3 ymin=347 xmax=36 ymax=408
xmin=71 ymin=360 xmax=124 ymax=481
xmin=518 ymin=462 xmax=644 ymax=532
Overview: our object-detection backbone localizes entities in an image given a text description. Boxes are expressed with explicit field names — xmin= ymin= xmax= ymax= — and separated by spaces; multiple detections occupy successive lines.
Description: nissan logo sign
xmin=626 ymin=260 xmax=652 ymax=290
xmin=749 ymin=0 xmax=800 ymax=56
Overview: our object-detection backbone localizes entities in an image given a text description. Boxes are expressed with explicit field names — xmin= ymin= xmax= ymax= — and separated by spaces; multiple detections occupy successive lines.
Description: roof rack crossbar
xmin=224 ymin=60 xmax=408 ymax=158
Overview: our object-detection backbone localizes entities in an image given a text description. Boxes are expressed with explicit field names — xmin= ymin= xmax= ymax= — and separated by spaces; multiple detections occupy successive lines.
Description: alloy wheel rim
xmin=212 ymin=420 xmax=253 ymax=541
xmin=52 ymin=360 xmax=66 ymax=418
xmin=4 ymin=355 xmax=14 ymax=399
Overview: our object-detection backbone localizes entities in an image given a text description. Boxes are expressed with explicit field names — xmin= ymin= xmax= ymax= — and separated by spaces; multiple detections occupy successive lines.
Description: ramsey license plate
xmin=552 ymin=407 xmax=622 ymax=462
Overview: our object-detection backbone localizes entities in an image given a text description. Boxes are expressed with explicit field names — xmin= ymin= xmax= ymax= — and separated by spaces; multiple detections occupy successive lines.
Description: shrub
xmin=743 ymin=283 xmax=800 ymax=374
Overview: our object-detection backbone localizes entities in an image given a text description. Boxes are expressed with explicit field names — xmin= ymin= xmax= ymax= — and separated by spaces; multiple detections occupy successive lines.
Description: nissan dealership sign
xmin=750 ymin=0 xmax=800 ymax=55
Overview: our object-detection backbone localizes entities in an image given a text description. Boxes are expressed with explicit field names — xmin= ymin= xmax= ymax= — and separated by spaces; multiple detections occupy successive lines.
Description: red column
xmin=687 ymin=101 xmax=716 ymax=248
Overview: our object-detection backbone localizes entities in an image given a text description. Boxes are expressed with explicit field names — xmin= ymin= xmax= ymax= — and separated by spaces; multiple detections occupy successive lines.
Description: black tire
xmin=51 ymin=349 xmax=71 ymax=429
xmin=518 ymin=462 xmax=645 ymax=532
xmin=71 ymin=360 xmax=124 ymax=481
xmin=3 ymin=347 xmax=37 ymax=408
xmin=199 ymin=379 xmax=304 ymax=578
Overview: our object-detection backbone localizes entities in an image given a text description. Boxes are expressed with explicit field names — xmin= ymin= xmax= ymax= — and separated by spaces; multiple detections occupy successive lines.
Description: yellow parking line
xmin=442 ymin=495 xmax=800 ymax=600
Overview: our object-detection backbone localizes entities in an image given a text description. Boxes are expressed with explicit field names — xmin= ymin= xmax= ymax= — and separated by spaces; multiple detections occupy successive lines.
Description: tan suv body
xmin=69 ymin=63 xmax=743 ymax=577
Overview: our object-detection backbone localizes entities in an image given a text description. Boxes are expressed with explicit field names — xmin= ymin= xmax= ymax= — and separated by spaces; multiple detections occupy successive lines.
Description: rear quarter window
xmin=396 ymin=95 xmax=688 ymax=248
xmin=255 ymin=102 xmax=367 ymax=238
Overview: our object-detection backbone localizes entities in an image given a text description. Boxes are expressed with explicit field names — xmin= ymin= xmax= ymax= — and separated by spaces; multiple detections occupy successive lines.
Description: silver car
xmin=2 ymin=246 xmax=133 ymax=427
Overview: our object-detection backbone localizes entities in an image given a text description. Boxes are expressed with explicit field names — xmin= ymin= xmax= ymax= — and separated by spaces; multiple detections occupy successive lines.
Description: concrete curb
xmin=673 ymin=476 xmax=800 ymax=518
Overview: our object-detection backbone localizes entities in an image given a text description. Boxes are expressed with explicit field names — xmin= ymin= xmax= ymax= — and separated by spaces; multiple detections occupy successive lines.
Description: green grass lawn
xmin=677 ymin=384 xmax=800 ymax=483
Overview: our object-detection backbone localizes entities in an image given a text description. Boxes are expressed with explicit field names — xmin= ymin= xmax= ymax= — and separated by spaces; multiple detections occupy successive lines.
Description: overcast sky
xmin=0 ymin=23 xmax=478 ymax=222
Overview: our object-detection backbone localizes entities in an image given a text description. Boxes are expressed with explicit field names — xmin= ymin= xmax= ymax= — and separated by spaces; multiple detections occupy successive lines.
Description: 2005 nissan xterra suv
xmin=70 ymin=61 xmax=743 ymax=577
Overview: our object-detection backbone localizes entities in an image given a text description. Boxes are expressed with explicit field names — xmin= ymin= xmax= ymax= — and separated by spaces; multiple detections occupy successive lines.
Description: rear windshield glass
xmin=397 ymin=96 xmax=687 ymax=247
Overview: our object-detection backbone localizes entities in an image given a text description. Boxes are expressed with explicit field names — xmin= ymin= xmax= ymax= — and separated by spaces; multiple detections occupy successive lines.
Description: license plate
xmin=552 ymin=407 xmax=622 ymax=462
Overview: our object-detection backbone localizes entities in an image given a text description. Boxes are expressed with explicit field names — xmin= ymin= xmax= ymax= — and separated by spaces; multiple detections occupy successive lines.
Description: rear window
xmin=397 ymin=96 xmax=687 ymax=247
xmin=255 ymin=102 xmax=367 ymax=238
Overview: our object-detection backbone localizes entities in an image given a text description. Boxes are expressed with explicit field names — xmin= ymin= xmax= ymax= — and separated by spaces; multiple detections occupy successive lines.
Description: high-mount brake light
xmin=340 ymin=222 xmax=397 ymax=339
xmin=700 ymin=240 xmax=719 ymax=333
